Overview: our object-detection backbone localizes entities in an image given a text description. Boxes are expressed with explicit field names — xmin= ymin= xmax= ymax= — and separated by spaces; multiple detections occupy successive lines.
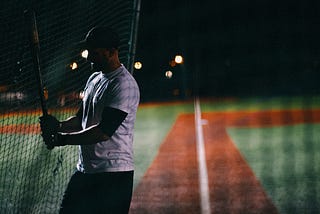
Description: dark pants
xmin=59 ymin=170 xmax=134 ymax=214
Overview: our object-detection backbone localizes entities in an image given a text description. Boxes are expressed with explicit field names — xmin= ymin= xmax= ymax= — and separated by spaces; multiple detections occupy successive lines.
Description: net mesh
xmin=0 ymin=0 xmax=138 ymax=213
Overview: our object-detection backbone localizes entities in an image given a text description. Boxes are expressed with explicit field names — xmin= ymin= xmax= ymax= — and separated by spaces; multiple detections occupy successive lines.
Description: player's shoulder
xmin=84 ymin=72 xmax=101 ymax=89
xmin=112 ymin=66 xmax=135 ymax=83
xmin=88 ymin=71 xmax=101 ymax=82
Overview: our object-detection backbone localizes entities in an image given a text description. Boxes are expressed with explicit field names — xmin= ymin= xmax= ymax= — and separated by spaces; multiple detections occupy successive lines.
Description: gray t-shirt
xmin=77 ymin=65 xmax=140 ymax=173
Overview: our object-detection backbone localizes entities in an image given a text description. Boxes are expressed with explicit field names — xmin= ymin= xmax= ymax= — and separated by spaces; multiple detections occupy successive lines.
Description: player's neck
xmin=103 ymin=60 xmax=121 ymax=73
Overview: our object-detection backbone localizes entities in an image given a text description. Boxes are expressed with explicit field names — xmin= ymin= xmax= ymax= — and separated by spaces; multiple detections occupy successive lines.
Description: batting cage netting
xmin=0 ymin=0 xmax=140 ymax=213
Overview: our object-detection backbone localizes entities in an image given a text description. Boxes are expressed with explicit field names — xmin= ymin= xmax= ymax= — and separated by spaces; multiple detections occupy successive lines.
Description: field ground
xmin=131 ymin=97 xmax=320 ymax=213
xmin=1 ymin=96 xmax=320 ymax=213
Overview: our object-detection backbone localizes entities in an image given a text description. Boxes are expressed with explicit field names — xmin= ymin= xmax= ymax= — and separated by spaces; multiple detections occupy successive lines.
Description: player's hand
xmin=39 ymin=114 xmax=60 ymax=132
xmin=39 ymin=115 xmax=61 ymax=149
xmin=41 ymin=130 xmax=58 ymax=149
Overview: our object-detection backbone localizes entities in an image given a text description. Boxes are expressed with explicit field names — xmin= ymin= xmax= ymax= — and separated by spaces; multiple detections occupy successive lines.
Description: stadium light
xmin=165 ymin=70 xmax=173 ymax=79
xmin=134 ymin=61 xmax=142 ymax=70
xmin=81 ymin=50 xmax=88 ymax=59
xmin=174 ymin=55 xmax=184 ymax=64
xmin=79 ymin=90 xmax=84 ymax=99
xmin=70 ymin=62 xmax=78 ymax=70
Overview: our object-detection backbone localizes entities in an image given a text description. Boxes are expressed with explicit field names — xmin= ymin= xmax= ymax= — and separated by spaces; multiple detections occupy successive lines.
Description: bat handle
xmin=40 ymin=90 xmax=48 ymax=116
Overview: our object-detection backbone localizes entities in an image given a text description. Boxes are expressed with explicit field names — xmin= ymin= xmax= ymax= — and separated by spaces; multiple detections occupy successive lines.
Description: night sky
xmin=134 ymin=0 xmax=320 ymax=101
xmin=1 ymin=0 xmax=319 ymax=103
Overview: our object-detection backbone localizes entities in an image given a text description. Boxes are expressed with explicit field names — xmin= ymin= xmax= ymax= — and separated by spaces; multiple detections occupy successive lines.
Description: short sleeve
xmin=105 ymin=76 xmax=139 ymax=114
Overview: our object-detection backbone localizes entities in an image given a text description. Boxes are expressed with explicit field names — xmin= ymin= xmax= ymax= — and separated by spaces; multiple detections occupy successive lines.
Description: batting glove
xmin=39 ymin=115 xmax=61 ymax=149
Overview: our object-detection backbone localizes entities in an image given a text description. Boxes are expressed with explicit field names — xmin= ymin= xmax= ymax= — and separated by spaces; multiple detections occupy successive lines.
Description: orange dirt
xmin=130 ymin=115 xmax=201 ymax=214
xmin=0 ymin=124 xmax=39 ymax=134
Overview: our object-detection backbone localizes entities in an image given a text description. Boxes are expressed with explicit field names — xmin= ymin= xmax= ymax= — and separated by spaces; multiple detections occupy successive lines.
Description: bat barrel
xmin=24 ymin=10 xmax=48 ymax=116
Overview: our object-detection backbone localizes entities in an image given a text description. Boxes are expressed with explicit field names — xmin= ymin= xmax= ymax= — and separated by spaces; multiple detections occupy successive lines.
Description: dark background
xmin=1 ymin=0 xmax=320 ymax=104
xmin=134 ymin=0 xmax=320 ymax=102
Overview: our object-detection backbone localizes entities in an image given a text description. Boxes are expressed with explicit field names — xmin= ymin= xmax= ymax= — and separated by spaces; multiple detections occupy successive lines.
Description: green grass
xmin=228 ymin=124 xmax=320 ymax=214
xmin=0 ymin=134 xmax=78 ymax=213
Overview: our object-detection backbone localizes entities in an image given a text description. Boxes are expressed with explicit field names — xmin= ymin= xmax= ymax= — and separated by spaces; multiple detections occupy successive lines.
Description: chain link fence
xmin=0 ymin=0 xmax=139 ymax=213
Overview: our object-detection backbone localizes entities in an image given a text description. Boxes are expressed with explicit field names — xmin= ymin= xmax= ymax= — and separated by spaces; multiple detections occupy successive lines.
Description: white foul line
xmin=194 ymin=97 xmax=211 ymax=214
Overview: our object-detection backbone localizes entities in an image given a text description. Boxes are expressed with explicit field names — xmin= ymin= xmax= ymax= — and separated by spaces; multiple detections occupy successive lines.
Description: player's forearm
xmin=57 ymin=124 xmax=109 ymax=146
xmin=59 ymin=116 xmax=82 ymax=133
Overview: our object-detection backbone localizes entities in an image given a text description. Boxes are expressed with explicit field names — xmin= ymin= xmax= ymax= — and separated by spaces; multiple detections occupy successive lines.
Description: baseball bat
xmin=24 ymin=9 xmax=48 ymax=116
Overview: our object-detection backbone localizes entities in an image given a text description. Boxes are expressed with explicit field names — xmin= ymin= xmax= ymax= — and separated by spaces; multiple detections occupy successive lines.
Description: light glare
xmin=174 ymin=55 xmax=183 ymax=64
xmin=134 ymin=61 xmax=142 ymax=70
xmin=165 ymin=70 xmax=173 ymax=79
xmin=70 ymin=62 xmax=78 ymax=70
xmin=81 ymin=50 xmax=88 ymax=59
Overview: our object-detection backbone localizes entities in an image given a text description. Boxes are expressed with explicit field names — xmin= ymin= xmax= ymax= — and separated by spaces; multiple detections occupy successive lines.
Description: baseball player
xmin=40 ymin=26 xmax=140 ymax=214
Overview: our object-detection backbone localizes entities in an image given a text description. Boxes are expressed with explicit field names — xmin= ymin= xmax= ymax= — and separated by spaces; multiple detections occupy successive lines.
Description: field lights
xmin=134 ymin=61 xmax=142 ymax=70
xmin=70 ymin=62 xmax=78 ymax=70
xmin=81 ymin=50 xmax=88 ymax=59
xmin=165 ymin=70 xmax=173 ymax=79
xmin=174 ymin=55 xmax=183 ymax=64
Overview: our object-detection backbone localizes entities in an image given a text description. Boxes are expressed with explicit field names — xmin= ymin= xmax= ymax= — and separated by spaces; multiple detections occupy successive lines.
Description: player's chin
xmin=90 ymin=62 xmax=102 ymax=72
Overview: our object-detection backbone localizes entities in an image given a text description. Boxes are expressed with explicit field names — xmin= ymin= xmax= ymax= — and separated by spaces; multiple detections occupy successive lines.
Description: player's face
xmin=87 ymin=48 xmax=109 ymax=71
xmin=87 ymin=48 xmax=104 ymax=64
